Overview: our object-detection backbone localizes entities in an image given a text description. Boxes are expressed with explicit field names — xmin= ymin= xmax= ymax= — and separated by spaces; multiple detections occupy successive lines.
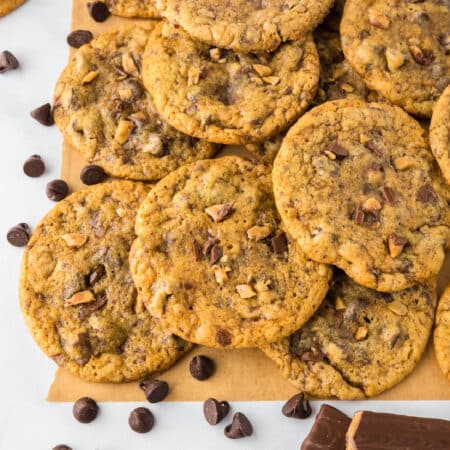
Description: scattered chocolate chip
xmin=282 ymin=393 xmax=312 ymax=419
xmin=7 ymin=223 xmax=30 ymax=247
xmin=87 ymin=1 xmax=110 ymax=22
xmin=23 ymin=154 xmax=45 ymax=177
xmin=300 ymin=350 xmax=326 ymax=362
xmin=354 ymin=204 xmax=365 ymax=225
xmin=216 ymin=328 xmax=232 ymax=346
xmin=380 ymin=186 xmax=395 ymax=204
xmin=203 ymin=398 xmax=230 ymax=425
xmin=128 ymin=407 xmax=154 ymax=433
xmin=193 ymin=239 xmax=202 ymax=261
xmin=416 ymin=184 xmax=437 ymax=203
xmin=139 ymin=379 xmax=169 ymax=403
xmin=46 ymin=179 xmax=69 ymax=201
xmin=31 ymin=103 xmax=54 ymax=126
xmin=52 ymin=445 xmax=72 ymax=450
xmin=209 ymin=244 xmax=223 ymax=265
xmin=72 ymin=397 xmax=99 ymax=423
xmin=189 ymin=355 xmax=215 ymax=380
xmin=78 ymin=292 xmax=107 ymax=321
xmin=67 ymin=29 xmax=94 ymax=48
xmin=322 ymin=142 xmax=349 ymax=159
xmin=87 ymin=264 xmax=106 ymax=286
xmin=271 ymin=232 xmax=288 ymax=254
xmin=224 ymin=413 xmax=253 ymax=439
xmin=80 ymin=164 xmax=107 ymax=185
xmin=0 ymin=50 xmax=19 ymax=73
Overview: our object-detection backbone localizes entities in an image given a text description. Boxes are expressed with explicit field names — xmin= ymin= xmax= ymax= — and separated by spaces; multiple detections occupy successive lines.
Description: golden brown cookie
xmin=434 ymin=285 xmax=450 ymax=382
xmin=130 ymin=156 xmax=332 ymax=348
xmin=0 ymin=0 xmax=24 ymax=17
xmin=341 ymin=0 xmax=450 ymax=117
xmin=53 ymin=26 xmax=217 ymax=181
xmin=105 ymin=0 xmax=160 ymax=18
xmin=20 ymin=181 xmax=192 ymax=382
xmin=153 ymin=0 xmax=334 ymax=53
xmin=262 ymin=271 xmax=437 ymax=399
xmin=142 ymin=22 xmax=319 ymax=145
xmin=273 ymin=100 xmax=449 ymax=292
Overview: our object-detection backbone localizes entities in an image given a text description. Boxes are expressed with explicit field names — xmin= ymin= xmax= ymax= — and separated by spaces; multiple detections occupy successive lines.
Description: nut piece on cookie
xmin=66 ymin=290 xmax=96 ymax=306
xmin=61 ymin=233 xmax=88 ymax=248
xmin=205 ymin=204 xmax=233 ymax=222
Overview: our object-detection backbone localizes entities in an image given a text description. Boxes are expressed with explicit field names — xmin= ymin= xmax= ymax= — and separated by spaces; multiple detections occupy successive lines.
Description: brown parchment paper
xmin=47 ymin=0 xmax=450 ymax=402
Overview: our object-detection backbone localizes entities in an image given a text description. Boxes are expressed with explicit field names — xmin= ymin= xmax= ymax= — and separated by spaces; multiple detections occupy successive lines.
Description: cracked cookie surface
xmin=273 ymin=100 xmax=449 ymax=292
xmin=434 ymin=285 xmax=450 ymax=381
xmin=53 ymin=26 xmax=216 ymax=181
xmin=0 ymin=0 xmax=24 ymax=17
xmin=154 ymin=0 xmax=333 ymax=53
xmin=341 ymin=0 xmax=450 ymax=117
xmin=19 ymin=181 xmax=192 ymax=382
xmin=105 ymin=0 xmax=160 ymax=18
xmin=130 ymin=156 xmax=332 ymax=348
xmin=142 ymin=22 xmax=319 ymax=146
xmin=430 ymin=85 xmax=450 ymax=184
xmin=262 ymin=271 xmax=436 ymax=399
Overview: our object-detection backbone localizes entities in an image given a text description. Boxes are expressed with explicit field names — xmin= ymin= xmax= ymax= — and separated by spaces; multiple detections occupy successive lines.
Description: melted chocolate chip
xmin=416 ymin=184 xmax=437 ymax=203
xmin=271 ymin=232 xmax=288 ymax=254
xmin=216 ymin=329 xmax=232 ymax=346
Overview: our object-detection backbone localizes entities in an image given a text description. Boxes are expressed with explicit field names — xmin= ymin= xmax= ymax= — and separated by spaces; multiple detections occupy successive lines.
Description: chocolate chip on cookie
xmin=73 ymin=397 xmax=99 ymax=423
xmin=0 ymin=50 xmax=19 ymax=73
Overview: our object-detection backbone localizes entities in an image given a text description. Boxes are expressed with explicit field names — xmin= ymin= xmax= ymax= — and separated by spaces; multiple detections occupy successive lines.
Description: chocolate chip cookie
xmin=53 ymin=26 xmax=217 ymax=181
xmin=244 ymin=134 xmax=284 ymax=165
xmin=130 ymin=156 xmax=332 ymax=348
xmin=430 ymin=85 xmax=450 ymax=184
xmin=19 ymin=181 xmax=192 ymax=382
xmin=153 ymin=0 xmax=334 ymax=53
xmin=142 ymin=22 xmax=319 ymax=145
xmin=341 ymin=0 xmax=450 ymax=117
xmin=0 ymin=0 xmax=24 ymax=17
xmin=273 ymin=100 xmax=449 ymax=292
xmin=434 ymin=285 xmax=450 ymax=382
xmin=262 ymin=271 xmax=437 ymax=399
xmin=105 ymin=0 xmax=159 ymax=18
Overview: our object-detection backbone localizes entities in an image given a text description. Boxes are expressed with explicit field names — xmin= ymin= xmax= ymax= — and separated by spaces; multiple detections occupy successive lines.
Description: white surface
xmin=0 ymin=2 xmax=448 ymax=449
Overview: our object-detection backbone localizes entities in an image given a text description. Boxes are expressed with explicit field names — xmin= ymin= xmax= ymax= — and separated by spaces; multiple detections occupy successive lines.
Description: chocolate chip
xmin=439 ymin=32 xmax=450 ymax=50
xmin=23 ymin=154 xmax=45 ymax=177
xmin=416 ymin=184 xmax=437 ymax=203
xmin=322 ymin=142 xmax=349 ymax=159
xmin=380 ymin=186 xmax=395 ymax=204
xmin=354 ymin=204 xmax=365 ymax=225
xmin=52 ymin=445 xmax=72 ymax=450
xmin=224 ymin=413 xmax=253 ymax=439
xmin=31 ymin=103 xmax=54 ymax=126
xmin=271 ymin=232 xmax=288 ymax=254
xmin=78 ymin=292 xmax=107 ymax=321
xmin=209 ymin=244 xmax=223 ymax=265
xmin=202 ymin=237 xmax=219 ymax=257
xmin=216 ymin=329 xmax=232 ymax=346
xmin=193 ymin=239 xmax=202 ymax=261
xmin=87 ymin=2 xmax=110 ymax=22
xmin=0 ymin=50 xmax=19 ymax=73
xmin=72 ymin=397 xmax=99 ymax=423
xmin=409 ymin=45 xmax=434 ymax=65
xmin=282 ymin=393 xmax=312 ymax=419
xmin=46 ymin=179 xmax=69 ymax=201
xmin=139 ymin=379 xmax=169 ymax=403
xmin=365 ymin=140 xmax=383 ymax=158
xmin=80 ymin=164 xmax=107 ymax=185
xmin=203 ymin=398 xmax=230 ymax=425
xmin=67 ymin=30 xmax=94 ymax=48
xmin=189 ymin=355 xmax=215 ymax=380
xmin=128 ymin=407 xmax=154 ymax=433
xmin=87 ymin=264 xmax=106 ymax=286
xmin=7 ymin=223 xmax=30 ymax=247
xmin=300 ymin=350 xmax=326 ymax=362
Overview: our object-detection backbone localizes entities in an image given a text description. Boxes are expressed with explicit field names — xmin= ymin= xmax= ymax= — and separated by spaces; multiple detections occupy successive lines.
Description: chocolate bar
xmin=301 ymin=404 xmax=351 ymax=450
xmin=346 ymin=411 xmax=450 ymax=449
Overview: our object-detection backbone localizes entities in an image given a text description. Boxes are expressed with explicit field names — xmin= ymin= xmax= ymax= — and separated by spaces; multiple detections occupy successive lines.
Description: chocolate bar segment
xmin=301 ymin=404 xmax=351 ymax=450
xmin=347 ymin=411 xmax=450 ymax=450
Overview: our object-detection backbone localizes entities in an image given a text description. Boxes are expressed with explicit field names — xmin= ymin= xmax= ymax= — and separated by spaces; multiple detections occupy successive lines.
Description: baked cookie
xmin=434 ymin=285 xmax=450 ymax=382
xmin=273 ymin=100 xmax=449 ymax=292
xmin=143 ymin=22 xmax=319 ymax=146
xmin=105 ymin=0 xmax=159 ymax=18
xmin=130 ymin=156 xmax=332 ymax=348
xmin=262 ymin=271 xmax=437 ymax=399
xmin=430 ymin=85 xmax=450 ymax=184
xmin=244 ymin=134 xmax=284 ymax=165
xmin=0 ymin=0 xmax=24 ymax=17
xmin=19 ymin=181 xmax=192 ymax=382
xmin=153 ymin=0 xmax=334 ymax=53
xmin=341 ymin=0 xmax=450 ymax=117
xmin=53 ymin=26 xmax=217 ymax=181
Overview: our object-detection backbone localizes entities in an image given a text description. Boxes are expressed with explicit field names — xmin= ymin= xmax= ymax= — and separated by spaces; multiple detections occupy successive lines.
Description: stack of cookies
xmin=18 ymin=0 xmax=450 ymax=400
